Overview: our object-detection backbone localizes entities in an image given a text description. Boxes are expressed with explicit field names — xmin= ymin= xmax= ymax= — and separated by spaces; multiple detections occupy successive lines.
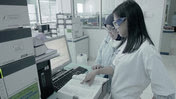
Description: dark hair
xmin=113 ymin=0 xmax=154 ymax=53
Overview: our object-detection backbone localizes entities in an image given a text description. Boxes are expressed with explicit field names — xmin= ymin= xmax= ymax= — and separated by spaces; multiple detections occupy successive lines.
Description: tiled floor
xmin=87 ymin=55 xmax=176 ymax=99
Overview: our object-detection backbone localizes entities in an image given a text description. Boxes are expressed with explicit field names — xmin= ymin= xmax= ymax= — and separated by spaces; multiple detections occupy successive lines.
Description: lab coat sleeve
xmin=110 ymin=60 xmax=116 ymax=69
xmin=154 ymin=93 xmax=175 ymax=99
xmin=95 ymin=36 xmax=107 ymax=66
xmin=95 ymin=43 xmax=103 ymax=65
xmin=142 ymin=45 xmax=176 ymax=96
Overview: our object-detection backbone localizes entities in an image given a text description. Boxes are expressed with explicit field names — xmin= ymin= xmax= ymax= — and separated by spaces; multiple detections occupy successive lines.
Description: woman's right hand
xmin=91 ymin=65 xmax=103 ymax=70
xmin=81 ymin=70 xmax=99 ymax=86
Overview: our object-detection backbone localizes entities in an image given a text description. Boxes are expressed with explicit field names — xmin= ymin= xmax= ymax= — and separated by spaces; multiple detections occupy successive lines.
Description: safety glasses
xmin=113 ymin=17 xmax=126 ymax=28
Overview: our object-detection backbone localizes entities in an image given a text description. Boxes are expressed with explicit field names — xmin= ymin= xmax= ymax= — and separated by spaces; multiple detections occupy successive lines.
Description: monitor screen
xmin=45 ymin=36 xmax=71 ymax=74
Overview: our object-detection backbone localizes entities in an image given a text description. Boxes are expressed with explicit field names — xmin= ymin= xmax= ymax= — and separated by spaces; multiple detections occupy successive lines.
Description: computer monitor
xmin=45 ymin=36 xmax=71 ymax=75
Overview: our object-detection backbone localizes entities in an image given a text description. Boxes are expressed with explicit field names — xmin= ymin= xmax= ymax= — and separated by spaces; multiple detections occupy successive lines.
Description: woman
xmin=92 ymin=13 xmax=122 ymax=93
xmin=93 ymin=13 xmax=121 ymax=70
xmin=81 ymin=0 xmax=175 ymax=99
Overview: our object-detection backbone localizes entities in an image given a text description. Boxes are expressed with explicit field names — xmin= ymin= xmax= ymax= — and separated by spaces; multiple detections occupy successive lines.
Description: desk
xmin=47 ymin=63 xmax=109 ymax=99
xmin=48 ymin=92 xmax=110 ymax=99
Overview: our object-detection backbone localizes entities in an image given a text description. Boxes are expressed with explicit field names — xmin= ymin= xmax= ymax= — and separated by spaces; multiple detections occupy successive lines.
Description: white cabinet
xmin=67 ymin=35 xmax=89 ymax=63
xmin=160 ymin=32 xmax=176 ymax=55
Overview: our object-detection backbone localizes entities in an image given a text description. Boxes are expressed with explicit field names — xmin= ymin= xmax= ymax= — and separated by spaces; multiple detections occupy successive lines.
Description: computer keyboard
xmin=73 ymin=66 xmax=88 ymax=75
xmin=52 ymin=66 xmax=88 ymax=91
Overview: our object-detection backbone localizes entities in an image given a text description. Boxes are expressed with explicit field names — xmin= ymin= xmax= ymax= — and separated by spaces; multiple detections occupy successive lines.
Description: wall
xmin=73 ymin=0 xmax=85 ymax=15
xmin=84 ymin=29 xmax=107 ymax=60
xmin=84 ymin=0 xmax=99 ymax=15
xmin=102 ymin=0 xmax=115 ymax=14
xmin=168 ymin=0 xmax=176 ymax=25
xmin=56 ymin=0 xmax=71 ymax=13
xmin=160 ymin=32 xmax=176 ymax=55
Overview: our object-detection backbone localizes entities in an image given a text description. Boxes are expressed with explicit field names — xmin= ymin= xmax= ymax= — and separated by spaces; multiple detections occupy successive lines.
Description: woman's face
xmin=113 ymin=15 xmax=128 ymax=38
xmin=106 ymin=24 xmax=118 ymax=40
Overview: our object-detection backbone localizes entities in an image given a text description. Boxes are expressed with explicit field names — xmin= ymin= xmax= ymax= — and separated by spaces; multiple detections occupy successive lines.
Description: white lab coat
xmin=96 ymin=34 xmax=120 ymax=67
xmin=111 ymin=40 xmax=175 ymax=99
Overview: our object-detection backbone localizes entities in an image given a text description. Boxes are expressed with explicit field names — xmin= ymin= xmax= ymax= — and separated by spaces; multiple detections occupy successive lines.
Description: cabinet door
xmin=67 ymin=41 xmax=76 ymax=63
xmin=75 ymin=38 xmax=88 ymax=58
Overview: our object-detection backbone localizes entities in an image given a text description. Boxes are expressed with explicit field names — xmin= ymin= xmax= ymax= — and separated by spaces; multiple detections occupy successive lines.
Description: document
xmin=57 ymin=74 xmax=108 ymax=99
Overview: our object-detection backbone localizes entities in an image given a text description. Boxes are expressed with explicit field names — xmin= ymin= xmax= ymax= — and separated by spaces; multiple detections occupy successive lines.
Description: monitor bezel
xmin=44 ymin=35 xmax=72 ymax=75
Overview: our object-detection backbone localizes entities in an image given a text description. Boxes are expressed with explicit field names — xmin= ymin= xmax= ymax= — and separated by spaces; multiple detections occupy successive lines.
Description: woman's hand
xmin=81 ymin=70 xmax=99 ymax=86
xmin=91 ymin=65 xmax=103 ymax=70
